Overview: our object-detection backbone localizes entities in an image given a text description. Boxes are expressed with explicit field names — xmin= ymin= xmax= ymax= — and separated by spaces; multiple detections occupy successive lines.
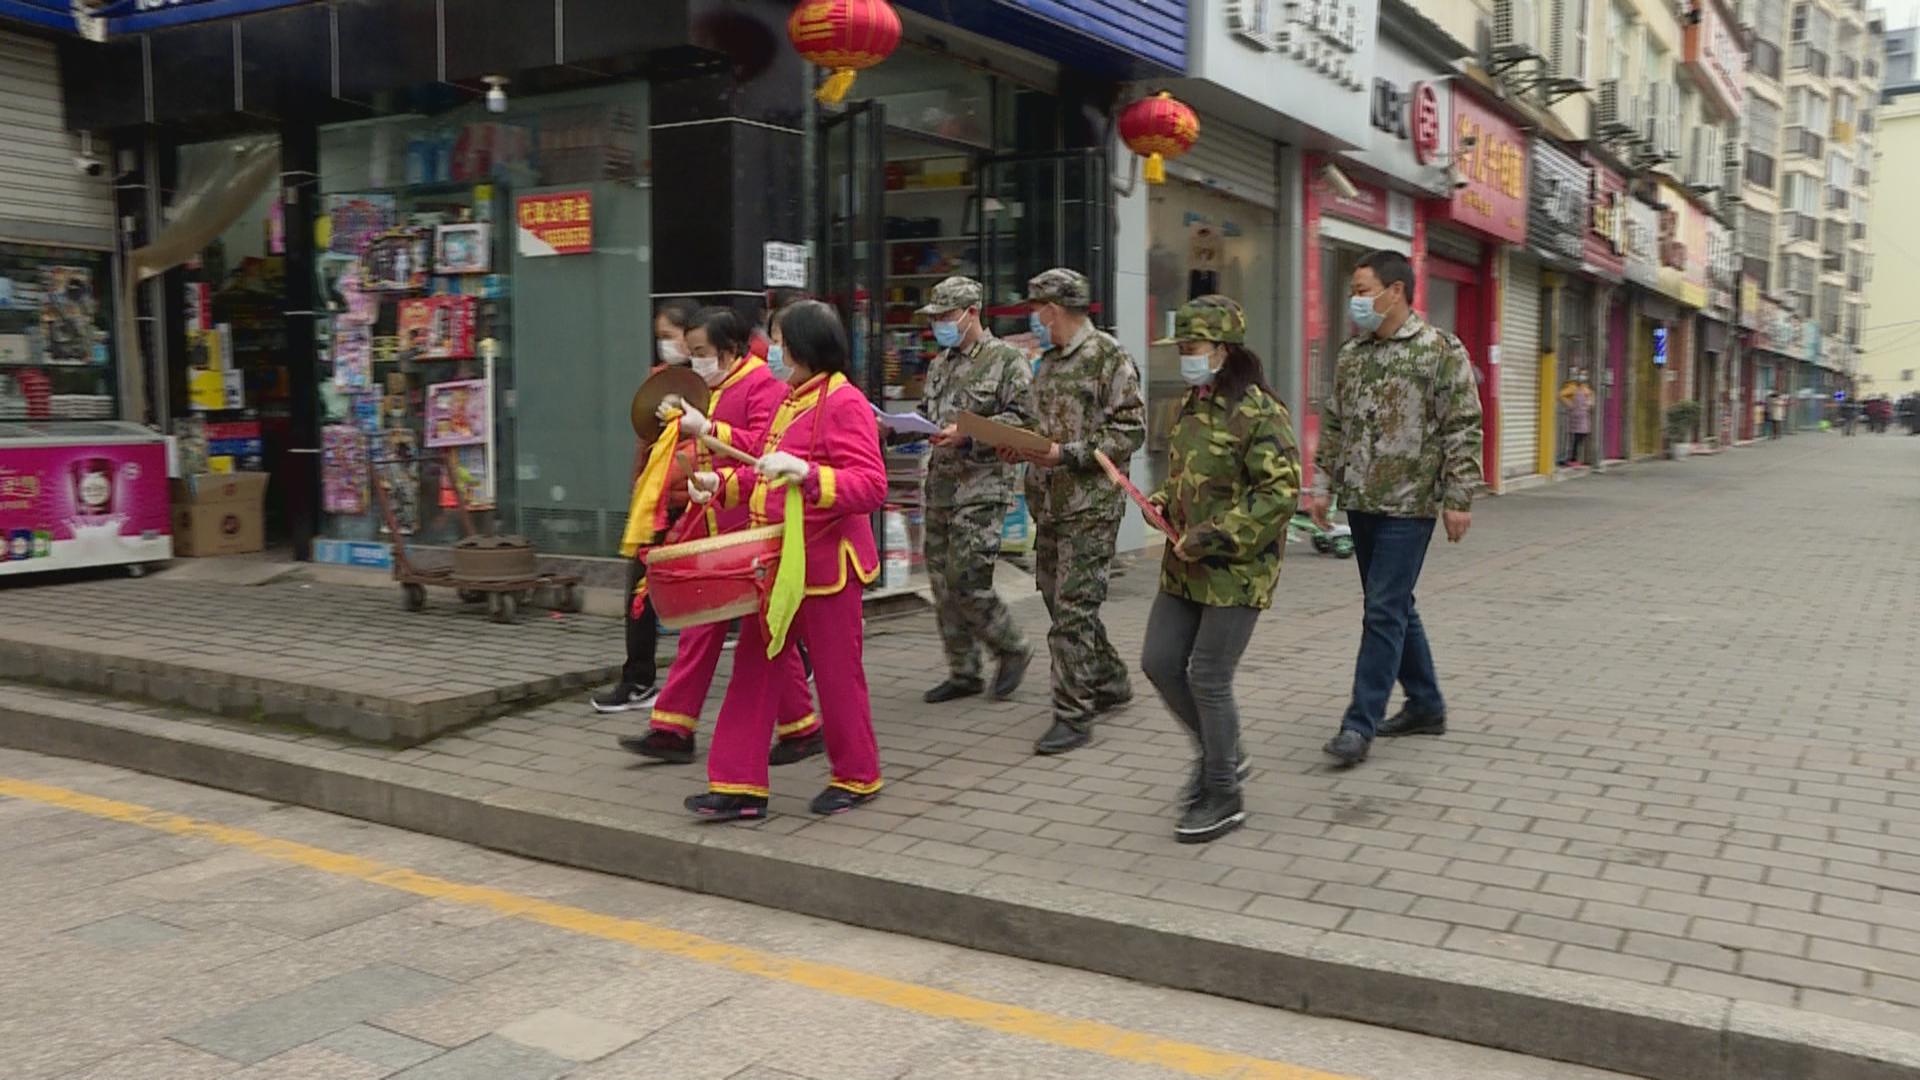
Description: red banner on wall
xmin=515 ymin=190 xmax=594 ymax=257
xmin=1433 ymin=91 xmax=1528 ymax=245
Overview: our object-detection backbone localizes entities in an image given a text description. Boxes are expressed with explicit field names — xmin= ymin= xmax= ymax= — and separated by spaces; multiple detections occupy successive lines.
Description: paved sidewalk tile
xmin=8 ymin=435 xmax=1920 ymax=1045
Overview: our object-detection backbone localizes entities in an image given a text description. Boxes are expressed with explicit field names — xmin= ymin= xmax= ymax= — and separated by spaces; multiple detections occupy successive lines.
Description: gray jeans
xmin=1140 ymin=592 xmax=1261 ymax=791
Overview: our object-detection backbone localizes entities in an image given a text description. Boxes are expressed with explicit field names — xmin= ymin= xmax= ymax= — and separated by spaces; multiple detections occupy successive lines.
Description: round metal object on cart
xmin=631 ymin=366 xmax=710 ymax=443
xmin=450 ymin=535 xmax=538 ymax=581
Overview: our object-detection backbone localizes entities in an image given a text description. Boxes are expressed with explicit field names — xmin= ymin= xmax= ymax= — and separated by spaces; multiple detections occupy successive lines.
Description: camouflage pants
xmin=1033 ymin=512 xmax=1130 ymax=725
xmin=925 ymin=502 xmax=1026 ymax=683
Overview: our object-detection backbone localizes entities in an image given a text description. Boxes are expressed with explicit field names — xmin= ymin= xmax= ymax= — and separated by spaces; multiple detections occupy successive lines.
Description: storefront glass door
xmin=816 ymin=100 xmax=888 ymax=398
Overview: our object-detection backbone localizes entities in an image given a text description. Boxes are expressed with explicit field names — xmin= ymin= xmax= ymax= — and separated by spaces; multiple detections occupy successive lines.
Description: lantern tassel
xmin=1143 ymin=152 xmax=1166 ymax=185
xmin=816 ymin=68 xmax=858 ymax=105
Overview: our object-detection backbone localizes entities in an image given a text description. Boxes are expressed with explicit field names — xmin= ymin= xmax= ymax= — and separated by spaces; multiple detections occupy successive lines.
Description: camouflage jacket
xmin=1151 ymin=385 xmax=1300 ymax=609
xmin=1026 ymin=322 xmax=1146 ymax=521
xmin=922 ymin=333 xmax=1035 ymax=508
xmin=1311 ymin=313 xmax=1482 ymax=518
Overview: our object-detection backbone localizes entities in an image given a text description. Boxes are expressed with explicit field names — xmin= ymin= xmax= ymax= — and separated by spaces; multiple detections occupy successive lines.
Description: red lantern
xmin=1120 ymin=91 xmax=1200 ymax=185
xmin=788 ymin=0 xmax=902 ymax=105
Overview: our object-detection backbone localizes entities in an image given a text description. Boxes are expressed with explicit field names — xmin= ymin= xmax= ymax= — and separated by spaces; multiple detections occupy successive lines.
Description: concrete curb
xmin=3 ymin=689 xmax=1918 ymax=1080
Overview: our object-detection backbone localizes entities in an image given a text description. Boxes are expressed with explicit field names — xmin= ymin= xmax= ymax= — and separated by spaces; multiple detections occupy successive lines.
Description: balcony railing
xmin=1789 ymin=212 xmax=1821 ymax=241
xmin=1745 ymin=256 xmax=1772 ymax=286
xmin=1754 ymin=40 xmax=1785 ymax=80
xmin=1849 ymin=275 xmax=1864 ymax=292
xmin=1746 ymin=151 xmax=1777 ymax=188
xmin=1839 ymin=56 xmax=1859 ymax=80
xmin=1828 ymin=190 xmax=1851 ymax=211
xmin=1852 ymin=221 xmax=1867 ymax=239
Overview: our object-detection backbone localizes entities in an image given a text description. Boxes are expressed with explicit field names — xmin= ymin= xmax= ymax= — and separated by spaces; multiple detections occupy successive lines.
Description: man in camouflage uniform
xmin=918 ymin=276 xmax=1037 ymax=705
xmin=1011 ymin=268 xmax=1146 ymax=755
xmin=1307 ymin=249 xmax=1483 ymax=767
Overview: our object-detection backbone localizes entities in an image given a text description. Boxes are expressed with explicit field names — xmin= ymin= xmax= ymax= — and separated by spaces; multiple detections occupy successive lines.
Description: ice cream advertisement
xmin=0 ymin=441 xmax=171 ymax=574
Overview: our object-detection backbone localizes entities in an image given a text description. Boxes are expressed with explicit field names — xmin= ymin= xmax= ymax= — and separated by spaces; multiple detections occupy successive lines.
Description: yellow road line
xmin=0 ymin=775 xmax=1356 ymax=1080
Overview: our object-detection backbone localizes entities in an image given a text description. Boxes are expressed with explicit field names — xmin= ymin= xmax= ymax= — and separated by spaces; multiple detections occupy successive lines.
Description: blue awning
xmin=0 ymin=0 xmax=313 ymax=35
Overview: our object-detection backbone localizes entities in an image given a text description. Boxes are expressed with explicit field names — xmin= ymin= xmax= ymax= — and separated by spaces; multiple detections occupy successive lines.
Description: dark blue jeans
xmin=1341 ymin=512 xmax=1444 ymax=739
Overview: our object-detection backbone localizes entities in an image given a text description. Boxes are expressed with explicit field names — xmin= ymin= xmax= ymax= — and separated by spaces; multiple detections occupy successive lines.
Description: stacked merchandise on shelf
xmin=0 ymin=245 xmax=118 ymax=420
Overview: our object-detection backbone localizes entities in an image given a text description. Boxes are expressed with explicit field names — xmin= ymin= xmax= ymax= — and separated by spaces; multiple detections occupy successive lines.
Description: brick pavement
xmin=3 ymin=433 xmax=1919 ymax=1075
xmin=0 ymin=575 xmax=620 ymax=744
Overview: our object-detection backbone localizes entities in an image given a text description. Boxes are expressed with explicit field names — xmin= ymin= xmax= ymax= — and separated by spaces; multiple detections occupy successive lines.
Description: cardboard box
xmin=171 ymin=472 xmax=269 ymax=557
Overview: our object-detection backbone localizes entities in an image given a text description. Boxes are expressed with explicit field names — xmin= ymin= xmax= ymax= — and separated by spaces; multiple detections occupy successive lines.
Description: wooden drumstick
xmin=696 ymin=433 xmax=762 ymax=469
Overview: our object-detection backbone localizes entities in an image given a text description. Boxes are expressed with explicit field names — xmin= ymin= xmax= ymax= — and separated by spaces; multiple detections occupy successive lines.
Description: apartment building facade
xmin=1859 ymin=28 xmax=1916 ymax=396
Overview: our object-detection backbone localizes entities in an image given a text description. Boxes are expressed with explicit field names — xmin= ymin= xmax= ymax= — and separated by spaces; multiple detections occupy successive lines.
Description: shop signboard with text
xmin=1528 ymin=141 xmax=1589 ymax=267
xmin=1623 ymin=197 xmax=1661 ymax=289
xmin=1654 ymin=181 xmax=1708 ymax=309
xmin=1683 ymin=0 xmax=1744 ymax=119
xmin=1341 ymin=35 xmax=1451 ymax=193
xmin=1190 ymin=0 xmax=1376 ymax=146
xmin=1706 ymin=218 xmax=1736 ymax=317
xmin=515 ymin=191 xmax=594 ymax=257
xmin=1431 ymin=91 xmax=1528 ymax=245
xmin=1583 ymin=156 xmax=1627 ymax=281
xmin=1320 ymin=175 xmax=1416 ymax=237
xmin=0 ymin=439 xmax=170 ymax=575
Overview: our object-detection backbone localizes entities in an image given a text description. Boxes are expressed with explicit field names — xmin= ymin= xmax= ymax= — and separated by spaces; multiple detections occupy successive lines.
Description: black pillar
xmin=649 ymin=0 xmax=807 ymax=323
xmin=281 ymin=119 xmax=320 ymax=561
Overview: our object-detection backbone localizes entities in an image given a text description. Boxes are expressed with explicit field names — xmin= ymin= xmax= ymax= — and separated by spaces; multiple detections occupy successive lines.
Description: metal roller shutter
xmin=1501 ymin=251 xmax=1542 ymax=480
xmin=1166 ymin=113 xmax=1278 ymax=210
xmin=0 ymin=30 xmax=113 ymax=242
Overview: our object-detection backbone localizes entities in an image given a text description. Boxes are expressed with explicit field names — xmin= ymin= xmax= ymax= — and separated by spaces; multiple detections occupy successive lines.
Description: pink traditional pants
xmin=650 ymin=621 xmax=820 ymax=743
xmin=707 ymin=584 xmax=881 ymax=798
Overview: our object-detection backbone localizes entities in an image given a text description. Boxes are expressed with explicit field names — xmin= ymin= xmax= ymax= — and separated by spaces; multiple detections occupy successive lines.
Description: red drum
xmin=644 ymin=523 xmax=783 ymax=630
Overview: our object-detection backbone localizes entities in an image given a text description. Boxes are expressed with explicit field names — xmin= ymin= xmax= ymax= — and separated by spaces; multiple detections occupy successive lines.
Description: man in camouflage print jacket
xmin=917 ymin=276 xmax=1037 ymax=706
xmin=1005 ymin=267 xmax=1146 ymax=755
xmin=1307 ymin=249 xmax=1482 ymax=767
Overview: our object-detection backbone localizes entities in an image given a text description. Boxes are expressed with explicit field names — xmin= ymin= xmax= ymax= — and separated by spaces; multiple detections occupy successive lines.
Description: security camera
xmin=1320 ymin=162 xmax=1361 ymax=201
xmin=74 ymin=132 xmax=104 ymax=178
xmin=1452 ymin=173 xmax=1471 ymax=191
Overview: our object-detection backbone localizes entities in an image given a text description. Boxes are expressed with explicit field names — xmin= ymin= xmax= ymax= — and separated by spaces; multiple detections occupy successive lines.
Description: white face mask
xmin=657 ymin=339 xmax=689 ymax=366
xmin=692 ymin=354 xmax=723 ymax=385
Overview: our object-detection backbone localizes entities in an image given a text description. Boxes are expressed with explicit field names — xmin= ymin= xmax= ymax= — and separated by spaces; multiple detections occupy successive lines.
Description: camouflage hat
xmin=1025 ymin=267 xmax=1091 ymax=309
xmin=1153 ymin=294 xmax=1247 ymax=346
xmin=916 ymin=276 xmax=984 ymax=316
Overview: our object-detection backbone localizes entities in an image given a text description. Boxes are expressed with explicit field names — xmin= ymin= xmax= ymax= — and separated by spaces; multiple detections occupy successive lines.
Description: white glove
xmin=687 ymin=471 xmax=719 ymax=504
xmin=756 ymin=450 xmax=810 ymax=484
xmin=658 ymin=395 xmax=710 ymax=439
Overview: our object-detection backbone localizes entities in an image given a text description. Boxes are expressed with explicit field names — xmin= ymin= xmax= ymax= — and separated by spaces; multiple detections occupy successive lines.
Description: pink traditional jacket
xmin=716 ymin=372 xmax=884 ymax=595
xmin=693 ymin=356 xmax=787 ymax=536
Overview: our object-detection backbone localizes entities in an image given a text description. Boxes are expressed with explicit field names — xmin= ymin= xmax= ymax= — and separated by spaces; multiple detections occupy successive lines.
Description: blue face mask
xmin=1349 ymin=293 xmax=1386 ymax=333
xmin=766 ymin=343 xmax=790 ymax=381
xmin=1179 ymin=350 xmax=1217 ymax=388
xmin=932 ymin=317 xmax=964 ymax=349
xmin=1029 ymin=311 xmax=1052 ymax=350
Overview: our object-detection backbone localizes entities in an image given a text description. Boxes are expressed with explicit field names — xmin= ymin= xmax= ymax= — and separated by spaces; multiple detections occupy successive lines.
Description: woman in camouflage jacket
xmin=1142 ymin=296 xmax=1301 ymax=845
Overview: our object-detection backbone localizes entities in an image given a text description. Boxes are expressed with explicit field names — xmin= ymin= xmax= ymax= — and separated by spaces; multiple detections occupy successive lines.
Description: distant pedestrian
xmin=1558 ymin=369 xmax=1594 ymax=466
xmin=1308 ymin=250 xmax=1482 ymax=768
xmin=1140 ymin=296 xmax=1299 ymax=844
xmin=1000 ymin=268 xmax=1146 ymax=756
xmin=1767 ymin=393 xmax=1786 ymax=439
xmin=917 ymin=276 xmax=1037 ymax=707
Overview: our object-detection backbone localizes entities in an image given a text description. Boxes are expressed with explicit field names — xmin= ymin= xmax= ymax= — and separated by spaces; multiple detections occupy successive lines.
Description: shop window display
xmin=313 ymin=82 xmax=648 ymax=560
xmin=1146 ymin=183 xmax=1277 ymax=489
xmin=0 ymin=242 xmax=117 ymax=421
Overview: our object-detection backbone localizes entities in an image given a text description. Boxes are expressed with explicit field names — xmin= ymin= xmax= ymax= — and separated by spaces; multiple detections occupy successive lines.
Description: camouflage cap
xmin=1025 ymin=267 xmax=1091 ymax=309
xmin=916 ymin=276 xmax=984 ymax=316
xmin=1153 ymin=294 xmax=1247 ymax=346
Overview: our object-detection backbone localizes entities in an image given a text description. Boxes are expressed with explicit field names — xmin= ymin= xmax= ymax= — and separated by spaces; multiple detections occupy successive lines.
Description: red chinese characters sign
xmin=1435 ymin=92 xmax=1527 ymax=245
xmin=515 ymin=190 xmax=593 ymax=257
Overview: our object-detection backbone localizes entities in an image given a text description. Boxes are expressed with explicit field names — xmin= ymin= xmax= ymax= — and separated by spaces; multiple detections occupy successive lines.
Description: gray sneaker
xmin=1322 ymin=730 xmax=1371 ymax=766
xmin=1179 ymin=754 xmax=1253 ymax=808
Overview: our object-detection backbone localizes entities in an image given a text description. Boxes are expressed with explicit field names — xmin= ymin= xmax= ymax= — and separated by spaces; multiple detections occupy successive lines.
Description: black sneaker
xmin=617 ymin=729 xmax=696 ymax=764
xmin=1377 ymin=706 xmax=1447 ymax=737
xmin=1177 ymin=789 xmax=1246 ymax=844
xmin=990 ymin=646 xmax=1033 ymax=701
xmin=1179 ymin=754 xmax=1254 ymax=808
xmin=1033 ymin=718 xmax=1092 ymax=755
xmin=923 ymin=678 xmax=983 ymax=704
xmin=809 ymin=786 xmax=879 ymax=815
xmin=768 ymin=731 xmax=825 ymax=767
xmin=591 ymin=682 xmax=659 ymax=714
xmin=1093 ymin=686 xmax=1134 ymax=713
xmin=685 ymin=792 xmax=767 ymax=821
xmin=1322 ymin=730 xmax=1371 ymax=766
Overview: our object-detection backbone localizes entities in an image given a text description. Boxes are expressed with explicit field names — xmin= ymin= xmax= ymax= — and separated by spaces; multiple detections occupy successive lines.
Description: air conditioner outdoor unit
xmin=1644 ymin=85 xmax=1667 ymax=148
xmin=1493 ymin=0 xmax=1542 ymax=57
xmin=1548 ymin=0 xmax=1572 ymax=76
xmin=1596 ymin=78 xmax=1627 ymax=133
